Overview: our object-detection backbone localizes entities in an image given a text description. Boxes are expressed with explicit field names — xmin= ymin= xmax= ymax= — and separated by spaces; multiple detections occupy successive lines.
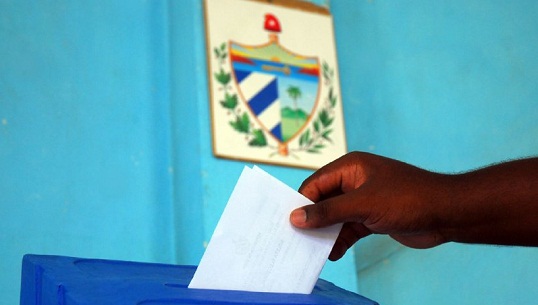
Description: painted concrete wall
xmin=1 ymin=2 xmax=176 ymax=304
xmin=330 ymin=1 xmax=538 ymax=304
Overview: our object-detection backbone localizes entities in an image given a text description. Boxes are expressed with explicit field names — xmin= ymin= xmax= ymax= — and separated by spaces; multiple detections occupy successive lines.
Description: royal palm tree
xmin=287 ymin=85 xmax=302 ymax=126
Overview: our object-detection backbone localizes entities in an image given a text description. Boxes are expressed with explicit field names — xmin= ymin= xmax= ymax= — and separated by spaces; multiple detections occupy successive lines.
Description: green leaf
xmin=220 ymin=42 xmax=226 ymax=51
xmin=241 ymin=112 xmax=250 ymax=132
xmin=220 ymin=93 xmax=238 ymax=109
xmin=329 ymin=87 xmax=337 ymax=108
xmin=319 ymin=110 xmax=334 ymax=127
xmin=328 ymin=88 xmax=337 ymax=107
xmin=214 ymin=47 xmax=220 ymax=59
xmin=322 ymin=61 xmax=333 ymax=82
xmin=330 ymin=95 xmax=337 ymax=108
xmin=321 ymin=129 xmax=333 ymax=142
xmin=229 ymin=120 xmax=241 ymax=132
xmin=304 ymin=129 xmax=311 ymax=144
xmin=249 ymin=129 xmax=267 ymax=146
xmin=299 ymin=129 xmax=311 ymax=147
xmin=230 ymin=113 xmax=250 ymax=133
xmin=307 ymin=148 xmax=321 ymax=153
xmin=214 ymin=69 xmax=231 ymax=85
xmin=313 ymin=120 xmax=320 ymax=133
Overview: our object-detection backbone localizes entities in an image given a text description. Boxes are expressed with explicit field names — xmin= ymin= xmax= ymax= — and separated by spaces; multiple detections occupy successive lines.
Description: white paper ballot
xmin=188 ymin=166 xmax=342 ymax=294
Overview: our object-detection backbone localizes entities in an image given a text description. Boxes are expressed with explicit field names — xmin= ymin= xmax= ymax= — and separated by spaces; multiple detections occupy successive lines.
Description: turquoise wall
xmin=331 ymin=1 xmax=538 ymax=305
xmin=1 ymin=2 xmax=175 ymax=304
xmin=1 ymin=1 xmax=537 ymax=305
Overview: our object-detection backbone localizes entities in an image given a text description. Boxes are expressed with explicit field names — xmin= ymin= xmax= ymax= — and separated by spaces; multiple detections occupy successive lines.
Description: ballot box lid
xmin=20 ymin=254 xmax=378 ymax=305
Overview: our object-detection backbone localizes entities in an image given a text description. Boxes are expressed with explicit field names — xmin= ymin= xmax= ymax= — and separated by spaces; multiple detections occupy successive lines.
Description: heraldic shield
xmin=229 ymin=34 xmax=320 ymax=155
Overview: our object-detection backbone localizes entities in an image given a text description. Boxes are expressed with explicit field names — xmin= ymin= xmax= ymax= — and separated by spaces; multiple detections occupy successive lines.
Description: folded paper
xmin=189 ymin=166 xmax=342 ymax=294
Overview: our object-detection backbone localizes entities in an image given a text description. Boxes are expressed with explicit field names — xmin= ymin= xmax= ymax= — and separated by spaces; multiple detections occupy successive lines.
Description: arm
xmin=289 ymin=152 xmax=538 ymax=261
xmin=442 ymin=157 xmax=538 ymax=246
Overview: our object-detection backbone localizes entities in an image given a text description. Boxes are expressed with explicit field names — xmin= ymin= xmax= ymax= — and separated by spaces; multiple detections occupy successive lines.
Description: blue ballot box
xmin=20 ymin=254 xmax=378 ymax=305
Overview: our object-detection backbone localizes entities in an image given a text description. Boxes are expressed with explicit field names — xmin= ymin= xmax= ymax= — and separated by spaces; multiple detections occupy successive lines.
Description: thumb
xmin=290 ymin=195 xmax=361 ymax=229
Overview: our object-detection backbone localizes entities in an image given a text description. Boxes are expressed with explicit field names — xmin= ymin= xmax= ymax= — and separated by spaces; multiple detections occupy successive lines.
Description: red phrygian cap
xmin=264 ymin=14 xmax=281 ymax=32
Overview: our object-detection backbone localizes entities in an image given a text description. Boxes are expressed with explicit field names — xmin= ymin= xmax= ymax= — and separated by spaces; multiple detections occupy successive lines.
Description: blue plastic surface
xmin=20 ymin=254 xmax=378 ymax=305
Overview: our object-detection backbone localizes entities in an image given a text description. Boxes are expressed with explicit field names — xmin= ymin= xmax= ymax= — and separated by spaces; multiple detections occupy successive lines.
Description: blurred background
xmin=1 ymin=1 xmax=537 ymax=304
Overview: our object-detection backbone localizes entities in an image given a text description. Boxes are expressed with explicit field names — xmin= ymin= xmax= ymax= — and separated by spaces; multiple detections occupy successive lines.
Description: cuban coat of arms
xmin=205 ymin=0 xmax=347 ymax=169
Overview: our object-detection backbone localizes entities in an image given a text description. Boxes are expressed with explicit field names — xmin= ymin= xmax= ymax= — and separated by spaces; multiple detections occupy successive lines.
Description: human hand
xmin=290 ymin=152 xmax=450 ymax=261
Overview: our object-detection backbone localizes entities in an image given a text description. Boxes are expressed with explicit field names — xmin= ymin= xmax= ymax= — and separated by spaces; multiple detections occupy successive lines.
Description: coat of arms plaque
xmin=205 ymin=0 xmax=347 ymax=169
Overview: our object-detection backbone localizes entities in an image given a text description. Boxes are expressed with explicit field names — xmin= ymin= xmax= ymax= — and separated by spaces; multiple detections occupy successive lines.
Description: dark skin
xmin=290 ymin=152 xmax=538 ymax=261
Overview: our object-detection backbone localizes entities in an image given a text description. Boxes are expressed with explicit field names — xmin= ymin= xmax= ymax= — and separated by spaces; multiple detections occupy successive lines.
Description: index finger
xmin=299 ymin=153 xmax=367 ymax=202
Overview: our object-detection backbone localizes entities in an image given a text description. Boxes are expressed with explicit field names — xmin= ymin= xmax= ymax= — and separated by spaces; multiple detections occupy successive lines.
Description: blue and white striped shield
xmin=230 ymin=42 xmax=320 ymax=144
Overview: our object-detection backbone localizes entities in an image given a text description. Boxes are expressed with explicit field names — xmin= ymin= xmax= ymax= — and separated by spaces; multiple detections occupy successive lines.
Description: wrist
xmin=426 ymin=173 xmax=460 ymax=244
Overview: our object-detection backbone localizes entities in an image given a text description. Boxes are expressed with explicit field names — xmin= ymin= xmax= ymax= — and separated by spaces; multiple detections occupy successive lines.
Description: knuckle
xmin=313 ymin=201 xmax=331 ymax=226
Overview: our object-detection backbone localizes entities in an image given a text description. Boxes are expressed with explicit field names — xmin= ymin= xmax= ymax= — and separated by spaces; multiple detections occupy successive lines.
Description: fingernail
xmin=290 ymin=209 xmax=307 ymax=225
